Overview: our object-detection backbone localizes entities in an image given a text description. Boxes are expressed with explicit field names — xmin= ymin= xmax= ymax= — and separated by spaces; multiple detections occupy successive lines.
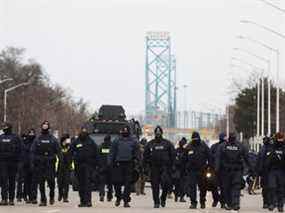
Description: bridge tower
xmin=145 ymin=31 xmax=176 ymax=128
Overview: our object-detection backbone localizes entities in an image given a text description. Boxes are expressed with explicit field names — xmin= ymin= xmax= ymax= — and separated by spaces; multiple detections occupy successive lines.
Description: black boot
xmin=268 ymin=205 xmax=275 ymax=211
xmin=49 ymin=198 xmax=55 ymax=205
xmin=39 ymin=201 xmax=47 ymax=207
xmin=154 ymin=203 xmax=160 ymax=208
xmin=212 ymin=200 xmax=218 ymax=207
xmin=124 ymin=202 xmax=130 ymax=208
xmin=8 ymin=200 xmax=15 ymax=206
xmin=225 ymin=204 xmax=232 ymax=211
xmin=0 ymin=200 xmax=8 ymax=206
xmin=107 ymin=194 xmax=113 ymax=202
xmin=160 ymin=200 xmax=166 ymax=208
xmin=233 ymin=205 xmax=240 ymax=211
xmin=201 ymin=202 xmax=206 ymax=209
xmin=31 ymin=200 xmax=38 ymax=205
xmin=115 ymin=198 xmax=121 ymax=207
xmin=78 ymin=203 xmax=86 ymax=207
xmin=190 ymin=203 xmax=197 ymax=209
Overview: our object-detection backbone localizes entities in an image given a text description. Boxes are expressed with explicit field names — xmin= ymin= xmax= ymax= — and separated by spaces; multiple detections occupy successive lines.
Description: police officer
xmin=16 ymin=134 xmax=26 ymax=202
xmin=0 ymin=123 xmax=22 ymax=206
xmin=173 ymin=137 xmax=187 ymax=203
xmin=247 ymin=150 xmax=258 ymax=194
xmin=259 ymin=133 xmax=285 ymax=212
xmin=183 ymin=131 xmax=211 ymax=209
xmin=215 ymin=133 xmax=253 ymax=211
xmin=71 ymin=126 xmax=99 ymax=207
xmin=257 ymin=136 xmax=273 ymax=209
xmin=143 ymin=126 xmax=175 ymax=208
xmin=210 ymin=133 xmax=226 ymax=208
xmin=98 ymin=134 xmax=113 ymax=202
xmin=23 ymin=129 xmax=36 ymax=204
xmin=135 ymin=138 xmax=147 ymax=196
xmin=109 ymin=125 xmax=139 ymax=208
xmin=30 ymin=121 xmax=62 ymax=206
xmin=57 ymin=133 xmax=72 ymax=203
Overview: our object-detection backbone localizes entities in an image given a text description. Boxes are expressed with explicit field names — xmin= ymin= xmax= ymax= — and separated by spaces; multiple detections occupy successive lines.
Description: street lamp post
xmin=237 ymin=36 xmax=280 ymax=133
xmin=233 ymin=48 xmax=271 ymax=136
xmin=182 ymin=84 xmax=188 ymax=129
xmin=257 ymin=0 xmax=285 ymax=14
xmin=4 ymin=82 xmax=30 ymax=122
xmin=0 ymin=78 xmax=13 ymax=85
xmin=231 ymin=57 xmax=265 ymax=137
xmin=240 ymin=20 xmax=285 ymax=132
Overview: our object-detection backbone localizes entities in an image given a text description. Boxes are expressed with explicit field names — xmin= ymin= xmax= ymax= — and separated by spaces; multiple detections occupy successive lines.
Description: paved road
xmin=0 ymin=188 xmax=263 ymax=213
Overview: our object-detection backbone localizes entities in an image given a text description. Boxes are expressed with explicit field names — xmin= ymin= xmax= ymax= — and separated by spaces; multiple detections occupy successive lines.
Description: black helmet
xmin=2 ymin=122 xmax=12 ymax=134
xmin=154 ymin=126 xmax=163 ymax=138
xmin=228 ymin=133 xmax=236 ymax=143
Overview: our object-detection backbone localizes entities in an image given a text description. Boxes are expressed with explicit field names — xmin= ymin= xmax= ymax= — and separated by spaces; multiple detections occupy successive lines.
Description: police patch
xmin=154 ymin=146 xmax=164 ymax=150
xmin=101 ymin=148 xmax=110 ymax=154
xmin=188 ymin=150 xmax=194 ymax=155
xmin=2 ymin=139 xmax=11 ymax=143
xmin=226 ymin=146 xmax=238 ymax=151
xmin=76 ymin=144 xmax=83 ymax=148
xmin=41 ymin=140 xmax=50 ymax=143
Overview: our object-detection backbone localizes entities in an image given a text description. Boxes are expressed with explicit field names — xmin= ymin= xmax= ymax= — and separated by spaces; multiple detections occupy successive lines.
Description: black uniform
xmin=210 ymin=133 xmax=226 ymax=208
xmin=258 ymin=134 xmax=285 ymax=212
xmin=215 ymin=134 xmax=252 ymax=211
xmin=22 ymin=131 xmax=36 ymax=203
xmin=31 ymin=130 xmax=62 ymax=206
xmin=98 ymin=135 xmax=113 ymax=202
xmin=0 ymin=124 xmax=22 ymax=205
xmin=135 ymin=138 xmax=147 ymax=196
xmin=16 ymin=135 xmax=26 ymax=202
xmin=183 ymin=132 xmax=211 ymax=209
xmin=256 ymin=136 xmax=273 ymax=209
xmin=143 ymin=126 xmax=175 ymax=208
xmin=57 ymin=135 xmax=72 ymax=202
xmin=109 ymin=128 xmax=139 ymax=207
xmin=71 ymin=131 xmax=98 ymax=207
xmin=173 ymin=138 xmax=187 ymax=202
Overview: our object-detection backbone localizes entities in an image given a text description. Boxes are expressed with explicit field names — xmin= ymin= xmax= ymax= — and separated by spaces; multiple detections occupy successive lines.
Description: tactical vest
xmin=222 ymin=143 xmax=243 ymax=170
xmin=35 ymin=137 xmax=55 ymax=157
xmin=0 ymin=135 xmax=17 ymax=154
xmin=149 ymin=141 xmax=171 ymax=165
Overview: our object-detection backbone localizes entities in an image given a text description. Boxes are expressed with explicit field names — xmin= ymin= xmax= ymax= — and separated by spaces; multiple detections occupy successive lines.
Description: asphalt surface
xmin=0 ymin=188 xmax=263 ymax=213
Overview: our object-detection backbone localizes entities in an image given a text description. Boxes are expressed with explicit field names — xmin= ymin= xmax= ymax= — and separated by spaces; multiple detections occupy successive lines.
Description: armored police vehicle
xmin=72 ymin=105 xmax=141 ymax=191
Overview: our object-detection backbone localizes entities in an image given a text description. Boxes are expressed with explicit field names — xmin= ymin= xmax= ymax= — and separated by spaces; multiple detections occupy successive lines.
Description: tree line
xmin=229 ymin=72 xmax=285 ymax=139
xmin=0 ymin=47 xmax=90 ymax=135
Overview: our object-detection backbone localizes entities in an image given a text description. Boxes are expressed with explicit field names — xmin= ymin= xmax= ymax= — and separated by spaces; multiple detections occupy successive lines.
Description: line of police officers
xmin=1 ymin=121 xmax=285 ymax=212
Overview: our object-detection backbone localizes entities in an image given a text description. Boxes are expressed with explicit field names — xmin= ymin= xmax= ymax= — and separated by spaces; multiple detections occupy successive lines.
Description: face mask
xmin=79 ymin=132 xmax=88 ymax=140
xmin=155 ymin=132 xmax=162 ymax=138
xmin=122 ymin=132 xmax=130 ymax=137
xmin=65 ymin=138 xmax=71 ymax=144
xmin=192 ymin=138 xmax=200 ymax=144
xmin=3 ymin=127 xmax=11 ymax=135
xmin=28 ymin=134 xmax=35 ymax=140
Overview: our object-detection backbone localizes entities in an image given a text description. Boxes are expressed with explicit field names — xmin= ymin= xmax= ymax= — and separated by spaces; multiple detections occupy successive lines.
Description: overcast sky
xmin=1 ymin=0 xmax=284 ymax=114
